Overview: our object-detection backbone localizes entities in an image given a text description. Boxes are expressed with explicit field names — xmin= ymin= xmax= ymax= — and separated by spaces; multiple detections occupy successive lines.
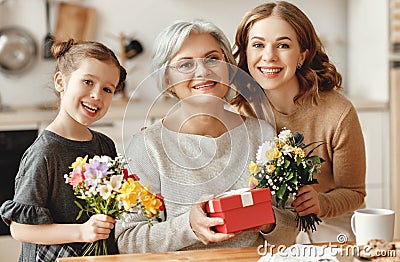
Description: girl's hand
xmin=80 ymin=214 xmax=116 ymax=243
xmin=292 ymin=185 xmax=320 ymax=217
xmin=189 ymin=201 xmax=235 ymax=245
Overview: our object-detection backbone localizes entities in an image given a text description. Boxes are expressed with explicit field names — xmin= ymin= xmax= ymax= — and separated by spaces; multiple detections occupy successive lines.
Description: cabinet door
xmin=357 ymin=110 xmax=390 ymax=209
xmin=0 ymin=129 xmax=38 ymax=235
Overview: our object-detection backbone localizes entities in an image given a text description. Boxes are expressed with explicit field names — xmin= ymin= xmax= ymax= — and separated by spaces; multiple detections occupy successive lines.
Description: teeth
xmin=193 ymin=83 xmax=214 ymax=89
xmin=82 ymin=102 xmax=98 ymax=113
xmin=260 ymin=68 xmax=281 ymax=74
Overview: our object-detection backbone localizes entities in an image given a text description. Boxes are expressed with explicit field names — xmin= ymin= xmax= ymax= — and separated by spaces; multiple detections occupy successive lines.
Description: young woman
xmin=0 ymin=39 xmax=127 ymax=261
xmin=115 ymin=19 xmax=301 ymax=253
xmin=232 ymin=1 xmax=366 ymax=243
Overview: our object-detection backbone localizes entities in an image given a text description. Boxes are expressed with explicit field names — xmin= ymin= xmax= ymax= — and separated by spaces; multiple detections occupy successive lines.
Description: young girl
xmin=232 ymin=1 xmax=366 ymax=243
xmin=0 ymin=39 xmax=127 ymax=261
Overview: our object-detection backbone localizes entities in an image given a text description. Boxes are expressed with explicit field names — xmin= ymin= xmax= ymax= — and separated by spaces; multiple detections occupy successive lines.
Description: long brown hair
xmin=51 ymin=39 xmax=127 ymax=92
xmin=231 ymin=1 xmax=342 ymax=114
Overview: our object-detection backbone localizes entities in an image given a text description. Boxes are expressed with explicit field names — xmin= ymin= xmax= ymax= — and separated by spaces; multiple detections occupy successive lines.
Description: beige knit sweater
xmin=244 ymin=90 xmax=366 ymax=218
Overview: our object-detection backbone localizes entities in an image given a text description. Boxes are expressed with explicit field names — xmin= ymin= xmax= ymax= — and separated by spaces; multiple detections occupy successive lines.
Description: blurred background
xmin=0 ymin=0 xmax=396 ymax=260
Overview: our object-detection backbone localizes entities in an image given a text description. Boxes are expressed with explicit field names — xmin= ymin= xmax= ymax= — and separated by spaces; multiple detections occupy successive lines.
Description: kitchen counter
xmin=0 ymin=96 xmax=389 ymax=127
xmin=0 ymin=98 xmax=178 ymax=127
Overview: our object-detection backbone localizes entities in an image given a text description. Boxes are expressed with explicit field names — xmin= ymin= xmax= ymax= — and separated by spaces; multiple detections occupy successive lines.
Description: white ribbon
xmin=240 ymin=191 xmax=254 ymax=207
xmin=208 ymin=199 xmax=215 ymax=213
xmin=208 ymin=188 xmax=254 ymax=213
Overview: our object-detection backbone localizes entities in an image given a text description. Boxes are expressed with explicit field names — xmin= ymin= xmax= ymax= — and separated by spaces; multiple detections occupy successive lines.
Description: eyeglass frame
xmin=167 ymin=57 xmax=226 ymax=74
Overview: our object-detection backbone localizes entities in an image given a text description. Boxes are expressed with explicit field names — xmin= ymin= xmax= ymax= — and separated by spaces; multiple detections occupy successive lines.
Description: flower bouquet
xmin=248 ymin=128 xmax=324 ymax=232
xmin=64 ymin=154 xmax=164 ymax=256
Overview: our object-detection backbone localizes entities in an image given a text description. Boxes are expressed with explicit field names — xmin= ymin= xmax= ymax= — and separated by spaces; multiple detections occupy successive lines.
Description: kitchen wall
xmin=0 ymin=0 xmax=349 ymax=107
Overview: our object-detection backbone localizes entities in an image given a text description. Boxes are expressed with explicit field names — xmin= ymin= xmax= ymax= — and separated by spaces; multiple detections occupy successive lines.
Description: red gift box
xmin=205 ymin=188 xmax=275 ymax=233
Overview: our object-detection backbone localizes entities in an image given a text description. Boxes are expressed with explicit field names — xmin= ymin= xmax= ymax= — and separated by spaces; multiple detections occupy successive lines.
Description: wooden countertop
xmin=58 ymin=246 xmax=261 ymax=262
xmin=56 ymin=241 xmax=364 ymax=262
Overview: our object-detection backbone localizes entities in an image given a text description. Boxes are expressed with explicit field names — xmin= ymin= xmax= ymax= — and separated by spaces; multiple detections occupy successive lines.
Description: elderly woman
xmin=115 ymin=19 xmax=300 ymax=253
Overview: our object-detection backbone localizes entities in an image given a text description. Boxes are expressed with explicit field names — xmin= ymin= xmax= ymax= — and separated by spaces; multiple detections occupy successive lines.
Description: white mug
xmin=351 ymin=208 xmax=395 ymax=246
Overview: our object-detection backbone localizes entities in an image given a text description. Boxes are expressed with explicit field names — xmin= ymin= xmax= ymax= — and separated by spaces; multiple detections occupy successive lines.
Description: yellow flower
xmin=248 ymin=161 xmax=258 ymax=174
xmin=70 ymin=155 xmax=88 ymax=169
xmin=118 ymin=178 xmax=143 ymax=211
xmin=248 ymin=176 xmax=259 ymax=188
xmin=266 ymin=164 xmax=275 ymax=173
xmin=141 ymin=186 xmax=163 ymax=215
xmin=266 ymin=149 xmax=275 ymax=161
xmin=274 ymin=148 xmax=282 ymax=159
xmin=293 ymin=147 xmax=305 ymax=157
xmin=266 ymin=147 xmax=281 ymax=161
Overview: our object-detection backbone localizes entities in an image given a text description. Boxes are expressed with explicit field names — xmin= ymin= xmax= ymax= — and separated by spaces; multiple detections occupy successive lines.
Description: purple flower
xmin=84 ymin=160 xmax=112 ymax=188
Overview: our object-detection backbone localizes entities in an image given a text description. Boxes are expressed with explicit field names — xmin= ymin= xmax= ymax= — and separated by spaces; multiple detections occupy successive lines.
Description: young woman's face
xmin=246 ymin=16 xmax=307 ymax=92
xmin=56 ymin=58 xmax=119 ymax=127
xmin=166 ymin=33 xmax=230 ymax=101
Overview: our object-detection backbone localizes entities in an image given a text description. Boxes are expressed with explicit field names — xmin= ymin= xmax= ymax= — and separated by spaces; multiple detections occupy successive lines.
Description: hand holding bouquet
xmin=248 ymin=128 xmax=324 ymax=232
xmin=65 ymin=154 xmax=164 ymax=256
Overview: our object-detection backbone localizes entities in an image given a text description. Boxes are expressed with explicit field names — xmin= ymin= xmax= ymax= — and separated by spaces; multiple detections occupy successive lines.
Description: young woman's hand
xmin=80 ymin=214 xmax=116 ymax=242
xmin=292 ymin=185 xmax=320 ymax=217
xmin=189 ymin=201 xmax=235 ymax=245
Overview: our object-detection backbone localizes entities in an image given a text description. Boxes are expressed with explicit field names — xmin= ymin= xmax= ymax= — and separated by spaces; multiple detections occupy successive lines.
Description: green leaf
xmin=309 ymin=155 xmax=322 ymax=164
xmin=276 ymin=183 xmax=287 ymax=199
xmin=76 ymin=209 xmax=83 ymax=220
xmin=304 ymin=141 xmax=326 ymax=157
xmin=285 ymin=172 xmax=293 ymax=181
xmin=74 ymin=200 xmax=83 ymax=209
xmin=284 ymin=159 xmax=290 ymax=168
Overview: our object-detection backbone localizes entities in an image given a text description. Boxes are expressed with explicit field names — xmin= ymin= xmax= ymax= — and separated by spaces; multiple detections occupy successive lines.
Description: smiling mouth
xmin=192 ymin=82 xmax=216 ymax=90
xmin=82 ymin=102 xmax=99 ymax=113
xmin=259 ymin=68 xmax=282 ymax=74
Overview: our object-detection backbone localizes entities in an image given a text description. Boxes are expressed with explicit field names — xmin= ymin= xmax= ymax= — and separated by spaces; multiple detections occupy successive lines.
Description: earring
xmin=168 ymin=89 xmax=177 ymax=97
xmin=297 ymin=63 xmax=302 ymax=70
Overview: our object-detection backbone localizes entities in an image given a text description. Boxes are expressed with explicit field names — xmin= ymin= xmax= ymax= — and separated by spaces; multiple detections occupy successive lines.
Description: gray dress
xmin=116 ymin=116 xmax=300 ymax=253
xmin=0 ymin=130 xmax=118 ymax=262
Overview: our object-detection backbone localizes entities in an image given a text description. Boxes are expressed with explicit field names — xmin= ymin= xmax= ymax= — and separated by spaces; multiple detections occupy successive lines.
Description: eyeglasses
xmin=168 ymin=57 xmax=223 ymax=74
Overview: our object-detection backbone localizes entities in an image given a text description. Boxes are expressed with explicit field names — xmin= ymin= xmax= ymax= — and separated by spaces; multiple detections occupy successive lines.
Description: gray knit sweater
xmin=116 ymin=117 xmax=299 ymax=253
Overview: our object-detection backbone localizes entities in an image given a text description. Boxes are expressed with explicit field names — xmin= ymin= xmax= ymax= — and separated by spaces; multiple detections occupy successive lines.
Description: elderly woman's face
xmin=165 ymin=33 xmax=230 ymax=100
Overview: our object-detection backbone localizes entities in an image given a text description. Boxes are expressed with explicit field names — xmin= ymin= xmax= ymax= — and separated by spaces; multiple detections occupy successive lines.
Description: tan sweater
xmin=241 ymin=90 xmax=366 ymax=218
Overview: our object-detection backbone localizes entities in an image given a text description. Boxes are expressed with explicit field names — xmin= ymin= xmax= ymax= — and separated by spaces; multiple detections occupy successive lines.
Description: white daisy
xmin=256 ymin=140 xmax=275 ymax=165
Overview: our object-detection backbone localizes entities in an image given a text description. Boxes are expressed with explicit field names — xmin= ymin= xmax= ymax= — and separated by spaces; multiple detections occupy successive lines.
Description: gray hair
xmin=151 ymin=19 xmax=236 ymax=92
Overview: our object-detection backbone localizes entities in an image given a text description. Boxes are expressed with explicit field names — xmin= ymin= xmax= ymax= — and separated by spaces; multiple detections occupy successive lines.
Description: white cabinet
xmin=357 ymin=110 xmax=390 ymax=209
xmin=347 ymin=0 xmax=389 ymax=102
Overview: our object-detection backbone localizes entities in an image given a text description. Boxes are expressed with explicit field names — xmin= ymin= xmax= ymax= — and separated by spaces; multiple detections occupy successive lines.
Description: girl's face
xmin=55 ymin=58 xmax=119 ymax=127
xmin=166 ymin=33 xmax=230 ymax=101
xmin=246 ymin=16 xmax=307 ymax=92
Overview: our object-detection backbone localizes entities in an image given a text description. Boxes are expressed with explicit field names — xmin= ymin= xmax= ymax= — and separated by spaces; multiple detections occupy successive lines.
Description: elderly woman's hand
xmin=292 ymin=185 xmax=321 ymax=217
xmin=189 ymin=201 xmax=235 ymax=245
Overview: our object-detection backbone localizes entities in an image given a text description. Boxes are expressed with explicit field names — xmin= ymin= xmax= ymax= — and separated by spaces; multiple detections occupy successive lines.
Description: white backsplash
xmin=0 ymin=0 xmax=352 ymax=107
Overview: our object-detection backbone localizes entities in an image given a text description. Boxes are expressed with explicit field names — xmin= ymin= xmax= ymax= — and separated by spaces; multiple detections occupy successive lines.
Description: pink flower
xmin=68 ymin=166 xmax=85 ymax=188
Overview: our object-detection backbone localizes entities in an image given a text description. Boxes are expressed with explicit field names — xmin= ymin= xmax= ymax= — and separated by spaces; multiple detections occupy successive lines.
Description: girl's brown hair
xmin=231 ymin=1 xmax=342 ymax=114
xmin=51 ymin=39 xmax=127 ymax=92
